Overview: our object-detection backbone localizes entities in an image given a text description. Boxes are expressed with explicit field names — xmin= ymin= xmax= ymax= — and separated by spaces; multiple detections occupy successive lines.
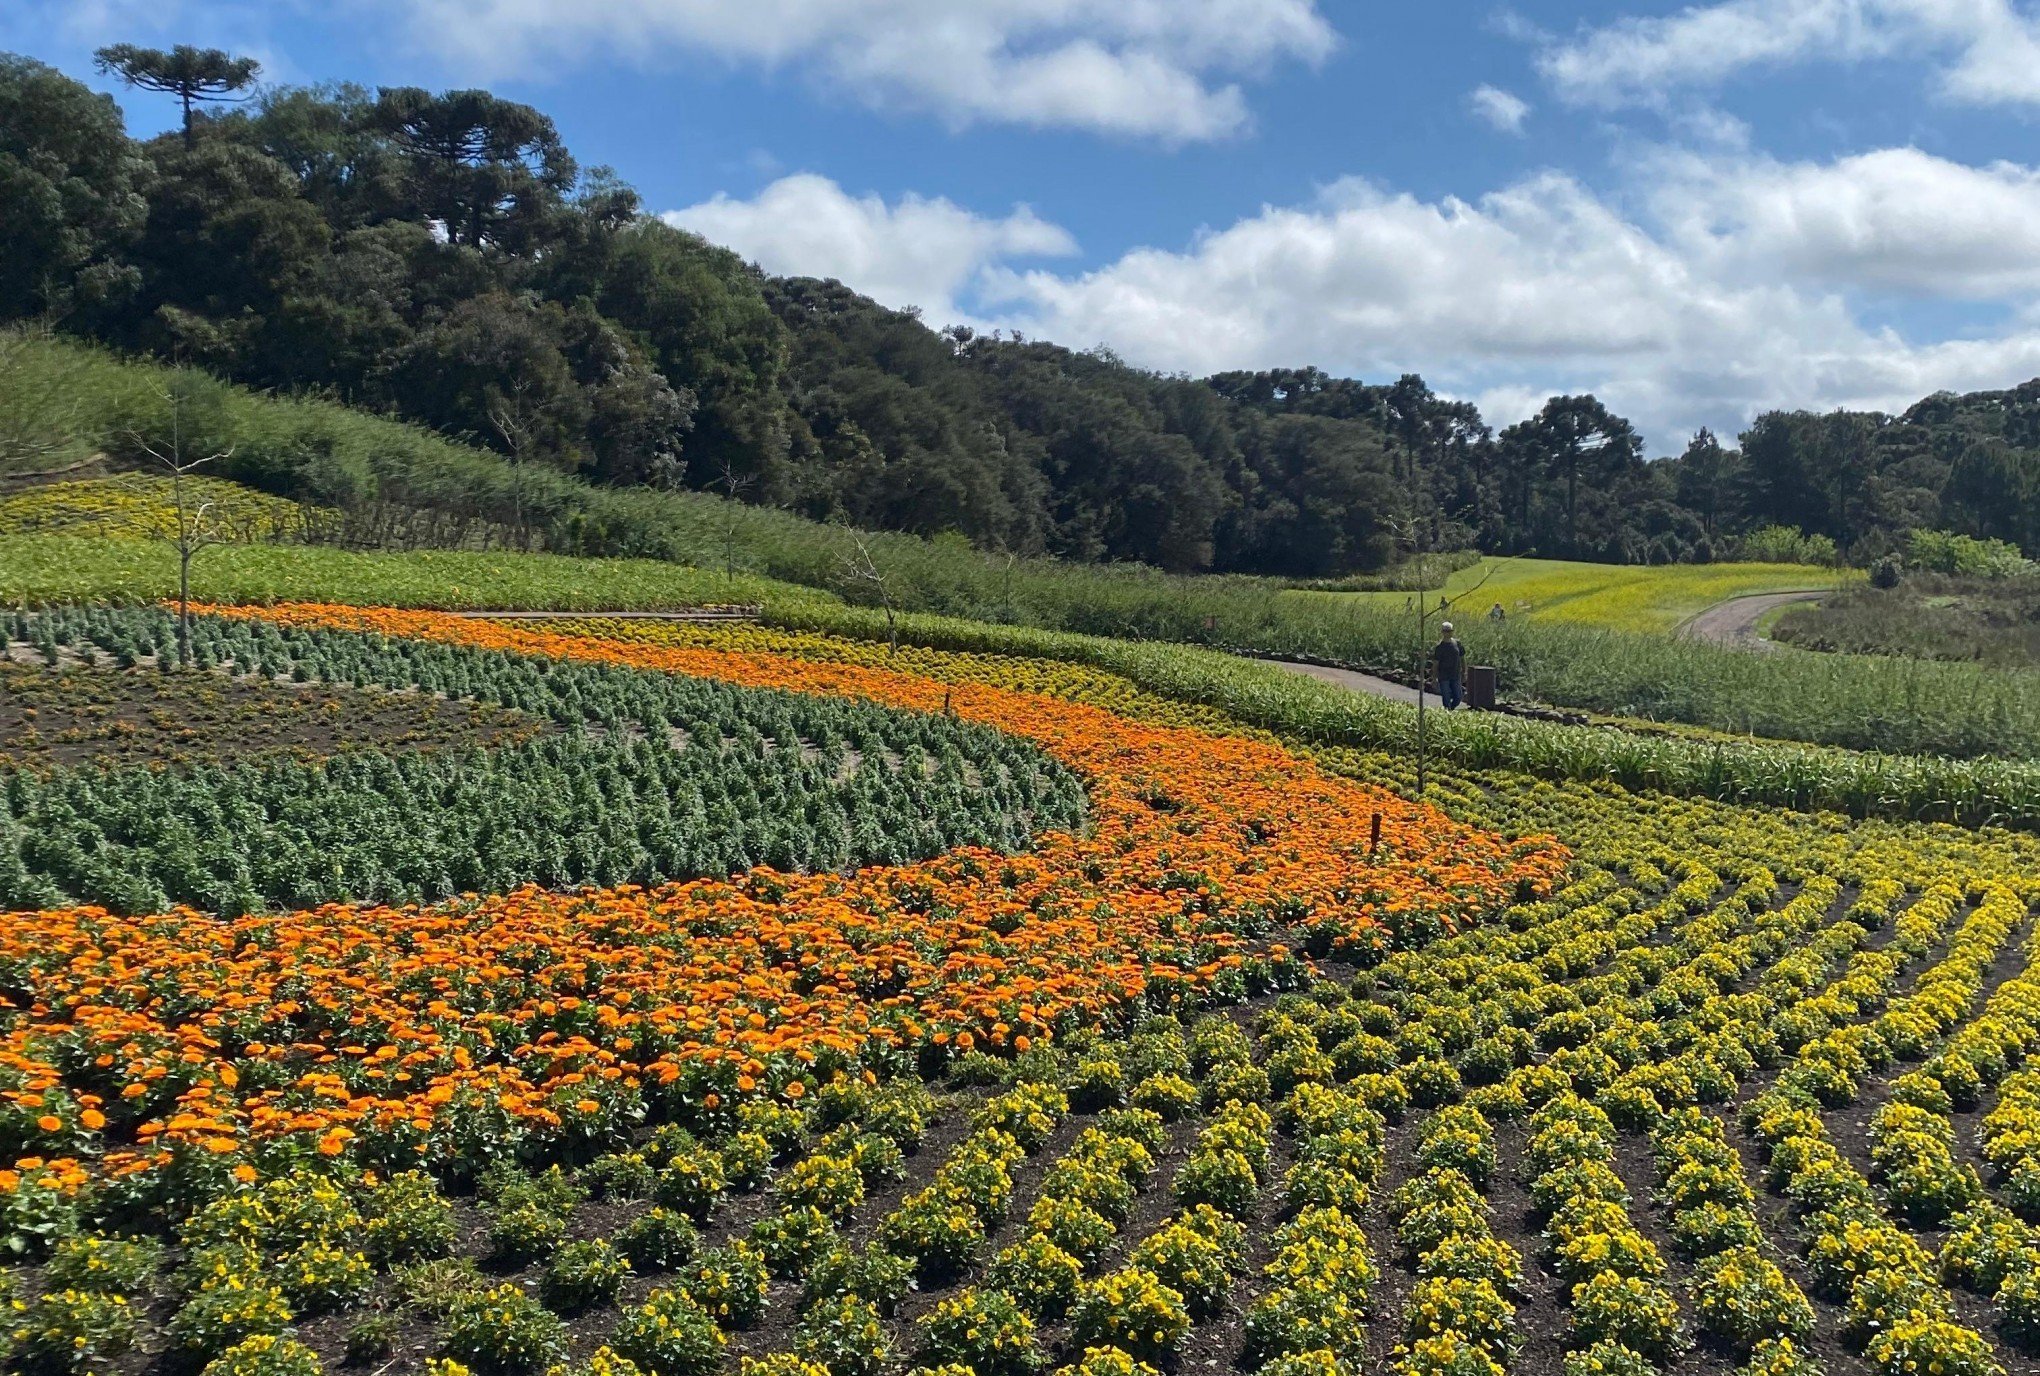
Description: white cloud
xmin=664 ymin=174 xmax=1078 ymax=326
xmin=1468 ymin=84 xmax=1531 ymax=134
xmin=1538 ymin=0 xmax=2040 ymax=109
xmin=963 ymin=156 xmax=2040 ymax=449
xmin=1649 ymin=147 xmax=2040 ymax=298
xmin=377 ymin=0 xmax=1337 ymax=142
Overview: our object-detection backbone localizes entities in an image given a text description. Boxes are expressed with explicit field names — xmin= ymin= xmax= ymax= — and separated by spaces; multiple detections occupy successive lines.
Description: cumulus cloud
xmin=1468 ymin=84 xmax=1531 ymax=134
xmin=1648 ymin=147 xmax=2040 ymax=298
xmin=1538 ymin=0 xmax=2040 ymax=109
xmin=375 ymin=0 xmax=1336 ymax=142
xmin=664 ymin=174 xmax=1078 ymax=326
xmin=968 ymin=155 xmax=2040 ymax=448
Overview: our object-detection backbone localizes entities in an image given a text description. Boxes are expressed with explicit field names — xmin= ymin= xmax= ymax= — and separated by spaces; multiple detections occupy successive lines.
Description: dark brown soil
xmin=0 ymin=655 xmax=544 ymax=770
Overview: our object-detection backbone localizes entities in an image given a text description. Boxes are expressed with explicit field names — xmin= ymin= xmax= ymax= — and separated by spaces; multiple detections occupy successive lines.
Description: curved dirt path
xmin=1675 ymin=590 xmax=1826 ymax=653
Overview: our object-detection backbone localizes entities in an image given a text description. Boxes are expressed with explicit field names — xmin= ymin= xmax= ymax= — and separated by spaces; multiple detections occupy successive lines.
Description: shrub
xmin=542 ymin=1240 xmax=631 ymax=1313
xmin=738 ymin=1359 xmax=825 ymax=1376
xmin=1068 ymin=1267 xmax=1192 ymax=1366
xmin=792 ymin=1295 xmax=891 ymax=1376
xmin=747 ymin=1205 xmax=839 ymax=1278
xmin=588 ymin=1152 xmax=661 ymax=1200
xmin=488 ymin=1203 xmax=567 ymax=1265
xmin=200 ymin=1335 xmax=323 ymax=1376
xmin=986 ymin=1235 xmax=1085 ymax=1321
xmin=7 ymin=1289 xmax=139 ymax=1375
xmin=1096 ymin=1108 xmax=1168 ymax=1157
xmin=914 ymin=1288 xmax=1040 ymax=1376
xmin=275 ymin=1240 xmax=374 ymax=1313
xmin=1561 ymin=1342 xmax=1658 ymax=1376
xmin=1039 ymin=1160 xmax=1136 ymax=1223
xmin=1692 ymin=1248 xmax=1814 ymax=1353
xmin=1402 ymin=1276 xmax=1515 ymax=1353
xmin=677 ymin=1243 xmax=770 ymax=1329
xmin=1172 ymin=1149 xmax=1260 ymax=1216
xmin=1865 ymin=1316 xmax=2002 ymax=1376
xmin=440 ymin=1285 xmax=568 ymax=1376
xmin=875 ymin=1190 xmax=986 ymax=1281
xmin=1129 ymin=1073 xmax=1199 ymax=1122
xmin=1393 ymin=1332 xmax=1506 ymax=1376
xmin=167 ymin=1282 xmax=297 ymax=1367
xmin=1051 ymin=1348 xmax=1163 ymax=1376
xmin=1068 ymin=1058 xmax=1127 ymax=1111
xmin=718 ymin=1133 xmax=775 ymax=1191
xmin=392 ymin=1256 xmax=486 ymax=1317
xmin=615 ymin=1209 xmax=700 ymax=1272
xmin=801 ymin=1244 xmax=917 ymax=1317
xmin=43 ymin=1235 xmax=161 ymax=1297
xmin=1569 ymin=1274 xmax=1684 ymax=1362
xmin=775 ymin=1154 xmax=865 ymax=1220
xmin=654 ymin=1150 xmax=727 ymax=1222
xmin=363 ymin=1171 xmax=457 ymax=1264
xmin=1129 ymin=1221 xmax=1231 ymax=1317
xmin=1242 ymin=1275 xmax=1368 ymax=1366
xmin=1026 ymin=1195 xmax=1117 ymax=1267
xmin=610 ymin=1290 xmax=725 ymax=1376
xmin=1741 ymin=1337 xmax=1824 ymax=1376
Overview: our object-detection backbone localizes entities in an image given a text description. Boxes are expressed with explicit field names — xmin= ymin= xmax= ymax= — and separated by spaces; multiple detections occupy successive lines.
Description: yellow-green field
xmin=1291 ymin=556 xmax=1850 ymax=633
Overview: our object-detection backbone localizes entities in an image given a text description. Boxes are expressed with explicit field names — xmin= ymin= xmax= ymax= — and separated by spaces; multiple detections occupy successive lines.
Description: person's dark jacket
xmin=1433 ymin=636 xmax=1464 ymax=680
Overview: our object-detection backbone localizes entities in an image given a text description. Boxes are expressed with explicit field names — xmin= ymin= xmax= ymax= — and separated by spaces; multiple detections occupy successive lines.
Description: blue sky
xmin=12 ymin=1 xmax=2040 ymax=453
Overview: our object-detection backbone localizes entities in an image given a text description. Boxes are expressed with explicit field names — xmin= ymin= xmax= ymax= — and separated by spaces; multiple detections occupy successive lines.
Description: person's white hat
xmin=1441 ymin=621 xmax=1454 ymax=633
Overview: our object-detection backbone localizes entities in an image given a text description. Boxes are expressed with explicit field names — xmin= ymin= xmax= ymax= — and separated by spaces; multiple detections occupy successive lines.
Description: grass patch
xmin=1773 ymin=573 xmax=2040 ymax=666
xmin=0 ymin=535 xmax=824 ymax=613
xmin=1296 ymin=555 xmax=1847 ymax=634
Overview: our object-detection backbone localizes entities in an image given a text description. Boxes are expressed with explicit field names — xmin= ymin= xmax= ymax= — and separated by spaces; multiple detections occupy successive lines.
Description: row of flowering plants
xmin=2 ymin=605 xmax=1087 ymax=912
xmin=1737 ymin=882 xmax=2031 ymax=1376
xmin=0 ymin=606 xmax=1562 ymax=1222
xmin=1387 ymin=1103 xmax=1521 ymax=1376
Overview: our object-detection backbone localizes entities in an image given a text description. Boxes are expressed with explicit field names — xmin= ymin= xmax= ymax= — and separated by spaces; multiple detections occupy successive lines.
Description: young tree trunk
xmin=177 ymin=542 xmax=193 ymax=669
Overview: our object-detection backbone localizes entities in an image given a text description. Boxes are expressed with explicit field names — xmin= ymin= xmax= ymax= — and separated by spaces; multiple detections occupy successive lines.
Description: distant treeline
xmin=7 ymin=48 xmax=2040 ymax=573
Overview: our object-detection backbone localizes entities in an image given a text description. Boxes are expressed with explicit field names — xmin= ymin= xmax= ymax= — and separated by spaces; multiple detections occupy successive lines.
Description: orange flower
xmin=35 ymin=1115 xmax=60 ymax=1133
xmin=0 ymin=602 xmax=1565 ymax=1185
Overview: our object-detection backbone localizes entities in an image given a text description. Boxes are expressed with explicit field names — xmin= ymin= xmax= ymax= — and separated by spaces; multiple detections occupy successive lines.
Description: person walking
xmin=1433 ymin=621 xmax=1465 ymax=711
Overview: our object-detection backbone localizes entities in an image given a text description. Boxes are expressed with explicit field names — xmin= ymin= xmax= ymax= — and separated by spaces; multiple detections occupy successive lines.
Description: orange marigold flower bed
xmin=0 ymin=606 xmax=1563 ymax=1190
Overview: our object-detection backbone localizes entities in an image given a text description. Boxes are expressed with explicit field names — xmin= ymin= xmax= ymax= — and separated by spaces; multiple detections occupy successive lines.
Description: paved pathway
xmin=1674 ymin=590 xmax=1826 ymax=653
xmin=1260 ymin=658 xmax=1429 ymax=706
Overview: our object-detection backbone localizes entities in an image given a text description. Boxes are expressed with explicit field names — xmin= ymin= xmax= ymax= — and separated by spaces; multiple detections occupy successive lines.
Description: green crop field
xmin=1295 ymin=556 xmax=1847 ymax=634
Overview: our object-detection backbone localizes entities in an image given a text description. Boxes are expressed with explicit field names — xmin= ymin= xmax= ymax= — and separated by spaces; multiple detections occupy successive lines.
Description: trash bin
xmin=1466 ymin=665 xmax=1497 ymax=710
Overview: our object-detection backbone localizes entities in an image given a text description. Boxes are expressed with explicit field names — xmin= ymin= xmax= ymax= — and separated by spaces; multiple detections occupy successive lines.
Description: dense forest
xmin=7 ymin=46 xmax=2040 ymax=573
